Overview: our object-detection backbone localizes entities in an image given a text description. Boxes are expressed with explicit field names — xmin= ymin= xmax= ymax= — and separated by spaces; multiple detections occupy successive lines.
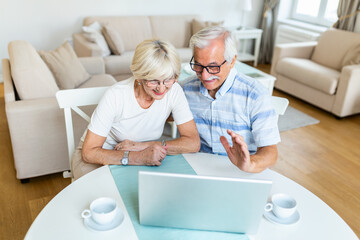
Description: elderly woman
xmin=73 ymin=39 xmax=200 ymax=179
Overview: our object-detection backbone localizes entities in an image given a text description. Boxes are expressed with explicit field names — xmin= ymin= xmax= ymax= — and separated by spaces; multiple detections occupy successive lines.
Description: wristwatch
xmin=121 ymin=151 xmax=129 ymax=166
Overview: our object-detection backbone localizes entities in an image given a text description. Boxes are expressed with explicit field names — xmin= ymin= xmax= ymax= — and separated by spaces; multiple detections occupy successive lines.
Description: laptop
xmin=138 ymin=171 xmax=272 ymax=234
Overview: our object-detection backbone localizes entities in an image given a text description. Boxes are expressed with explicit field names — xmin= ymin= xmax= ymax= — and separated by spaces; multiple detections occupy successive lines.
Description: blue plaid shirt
xmin=183 ymin=68 xmax=280 ymax=155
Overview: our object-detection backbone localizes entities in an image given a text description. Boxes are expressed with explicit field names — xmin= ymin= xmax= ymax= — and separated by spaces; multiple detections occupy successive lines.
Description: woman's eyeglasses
xmin=143 ymin=79 xmax=175 ymax=88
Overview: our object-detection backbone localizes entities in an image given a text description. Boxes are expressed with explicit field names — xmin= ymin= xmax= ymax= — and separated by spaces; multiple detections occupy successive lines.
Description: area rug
xmin=278 ymin=106 xmax=320 ymax=132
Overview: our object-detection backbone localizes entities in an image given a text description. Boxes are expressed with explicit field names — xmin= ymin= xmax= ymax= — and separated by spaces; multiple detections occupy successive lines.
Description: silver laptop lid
xmin=138 ymin=171 xmax=272 ymax=234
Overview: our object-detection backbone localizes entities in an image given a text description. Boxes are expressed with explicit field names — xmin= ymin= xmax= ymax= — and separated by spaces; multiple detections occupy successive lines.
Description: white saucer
xmin=263 ymin=210 xmax=300 ymax=225
xmin=83 ymin=209 xmax=124 ymax=231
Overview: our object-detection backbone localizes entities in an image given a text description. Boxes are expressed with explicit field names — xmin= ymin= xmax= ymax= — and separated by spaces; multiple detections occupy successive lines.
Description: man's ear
xmin=230 ymin=55 xmax=237 ymax=68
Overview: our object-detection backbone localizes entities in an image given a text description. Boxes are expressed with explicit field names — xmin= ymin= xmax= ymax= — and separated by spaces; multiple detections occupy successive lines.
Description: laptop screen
xmin=138 ymin=171 xmax=272 ymax=234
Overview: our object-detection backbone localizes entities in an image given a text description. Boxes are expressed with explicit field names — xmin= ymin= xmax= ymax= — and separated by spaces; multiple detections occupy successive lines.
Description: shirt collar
xmin=199 ymin=67 xmax=238 ymax=98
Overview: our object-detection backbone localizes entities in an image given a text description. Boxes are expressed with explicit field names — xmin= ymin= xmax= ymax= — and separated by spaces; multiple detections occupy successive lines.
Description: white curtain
xmin=333 ymin=0 xmax=360 ymax=31
xmin=258 ymin=0 xmax=280 ymax=64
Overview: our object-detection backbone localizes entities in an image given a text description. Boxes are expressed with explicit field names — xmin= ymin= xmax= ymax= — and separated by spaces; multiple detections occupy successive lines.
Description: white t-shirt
xmin=88 ymin=77 xmax=194 ymax=150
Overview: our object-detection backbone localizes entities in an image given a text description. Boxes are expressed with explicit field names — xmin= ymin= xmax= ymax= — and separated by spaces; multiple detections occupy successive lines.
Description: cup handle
xmin=81 ymin=209 xmax=91 ymax=219
xmin=264 ymin=203 xmax=273 ymax=212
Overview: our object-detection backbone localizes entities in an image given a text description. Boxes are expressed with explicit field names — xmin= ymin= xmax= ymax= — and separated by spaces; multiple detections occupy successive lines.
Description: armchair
xmin=271 ymin=28 xmax=360 ymax=117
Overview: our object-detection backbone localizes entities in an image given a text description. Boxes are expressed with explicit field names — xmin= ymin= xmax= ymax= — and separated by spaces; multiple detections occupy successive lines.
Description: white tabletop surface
xmin=25 ymin=153 xmax=358 ymax=240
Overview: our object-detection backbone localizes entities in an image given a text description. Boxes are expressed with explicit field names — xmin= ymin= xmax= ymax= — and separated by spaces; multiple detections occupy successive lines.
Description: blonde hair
xmin=130 ymin=39 xmax=181 ymax=81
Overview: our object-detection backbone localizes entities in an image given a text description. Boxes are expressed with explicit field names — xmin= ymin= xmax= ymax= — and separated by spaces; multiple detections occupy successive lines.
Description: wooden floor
xmin=1 ymin=64 xmax=359 ymax=239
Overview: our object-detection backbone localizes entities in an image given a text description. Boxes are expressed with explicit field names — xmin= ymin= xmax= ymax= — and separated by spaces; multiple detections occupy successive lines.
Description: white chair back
xmin=56 ymin=87 xmax=109 ymax=179
xmin=271 ymin=96 xmax=289 ymax=116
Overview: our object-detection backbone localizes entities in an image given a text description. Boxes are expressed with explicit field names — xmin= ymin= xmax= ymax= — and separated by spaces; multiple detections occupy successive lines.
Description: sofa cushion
xmin=102 ymin=23 xmax=125 ymax=55
xmin=113 ymin=73 xmax=134 ymax=82
xmin=84 ymin=16 xmax=152 ymax=52
xmin=82 ymin=21 xmax=111 ymax=57
xmin=311 ymin=29 xmax=360 ymax=71
xmin=8 ymin=40 xmax=59 ymax=100
xmin=341 ymin=44 xmax=360 ymax=67
xmin=103 ymin=48 xmax=192 ymax=77
xmin=150 ymin=15 xmax=196 ymax=48
xmin=104 ymin=52 xmax=134 ymax=76
xmin=176 ymin=48 xmax=193 ymax=63
xmin=39 ymin=42 xmax=91 ymax=89
xmin=78 ymin=57 xmax=105 ymax=75
xmin=191 ymin=19 xmax=224 ymax=35
xmin=78 ymin=74 xmax=116 ymax=88
xmin=276 ymin=58 xmax=340 ymax=95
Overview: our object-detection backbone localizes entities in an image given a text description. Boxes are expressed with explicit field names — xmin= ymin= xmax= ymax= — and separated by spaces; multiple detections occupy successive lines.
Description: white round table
xmin=25 ymin=153 xmax=358 ymax=240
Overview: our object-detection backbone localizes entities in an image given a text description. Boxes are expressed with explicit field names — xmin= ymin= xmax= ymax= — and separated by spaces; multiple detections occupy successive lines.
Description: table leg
xmin=254 ymin=36 xmax=261 ymax=67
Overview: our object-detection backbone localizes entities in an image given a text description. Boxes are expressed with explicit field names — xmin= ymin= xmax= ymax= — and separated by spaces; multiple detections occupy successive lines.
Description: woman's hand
xmin=132 ymin=144 xmax=168 ymax=166
xmin=115 ymin=139 xmax=148 ymax=151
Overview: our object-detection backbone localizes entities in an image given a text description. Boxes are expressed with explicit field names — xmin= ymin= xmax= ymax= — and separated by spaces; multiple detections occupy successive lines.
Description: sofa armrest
xmin=332 ymin=64 xmax=360 ymax=117
xmin=5 ymin=97 xmax=69 ymax=178
xmin=2 ymin=59 xmax=16 ymax=103
xmin=271 ymin=41 xmax=318 ymax=76
xmin=79 ymin=57 xmax=105 ymax=75
xmin=73 ymin=32 xmax=102 ymax=57
xmin=6 ymin=97 xmax=59 ymax=119
xmin=5 ymin=97 xmax=93 ymax=179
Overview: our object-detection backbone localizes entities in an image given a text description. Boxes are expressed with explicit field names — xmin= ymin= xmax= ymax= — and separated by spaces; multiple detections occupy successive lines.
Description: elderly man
xmin=183 ymin=26 xmax=280 ymax=173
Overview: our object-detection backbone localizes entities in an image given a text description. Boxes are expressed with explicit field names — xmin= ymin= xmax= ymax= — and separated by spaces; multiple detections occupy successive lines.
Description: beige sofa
xmin=73 ymin=15 xmax=199 ymax=81
xmin=271 ymin=28 xmax=360 ymax=118
xmin=3 ymin=40 xmax=116 ymax=181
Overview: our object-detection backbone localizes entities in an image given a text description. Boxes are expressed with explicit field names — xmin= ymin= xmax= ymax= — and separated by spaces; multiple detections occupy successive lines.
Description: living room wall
xmin=0 ymin=0 xmax=265 ymax=78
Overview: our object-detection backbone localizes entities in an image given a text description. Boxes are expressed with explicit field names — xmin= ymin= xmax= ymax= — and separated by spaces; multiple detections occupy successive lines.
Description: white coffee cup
xmin=81 ymin=197 xmax=118 ymax=225
xmin=265 ymin=193 xmax=297 ymax=219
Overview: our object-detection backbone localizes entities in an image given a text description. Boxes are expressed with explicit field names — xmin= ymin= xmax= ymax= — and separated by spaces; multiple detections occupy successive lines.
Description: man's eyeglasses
xmin=189 ymin=56 xmax=227 ymax=74
xmin=143 ymin=79 xmax=175 ymax=88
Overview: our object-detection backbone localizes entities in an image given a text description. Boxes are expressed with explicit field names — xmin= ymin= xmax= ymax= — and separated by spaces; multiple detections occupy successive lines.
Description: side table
xmin=232 ymin=27 xmax=263 ymax=67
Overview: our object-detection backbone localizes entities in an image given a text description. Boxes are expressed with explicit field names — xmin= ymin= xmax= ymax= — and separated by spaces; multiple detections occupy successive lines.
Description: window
xmin=291 ymin=0 xmax=339 ymax=27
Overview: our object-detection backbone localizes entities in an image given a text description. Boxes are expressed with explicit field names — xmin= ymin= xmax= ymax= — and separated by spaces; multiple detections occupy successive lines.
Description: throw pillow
xmin=82 ymin=21 xmax=111 ymax=57
xmin=8 ymin=40 xmax=59 ymax=100
xmin=341 ymin=44 xmax=360 ymax=67
xmin=192 ymin=19 xmax=224 ymax=35
xmin=102 ymin=23 xmax=125 ymax=55
xmin=39 ymin=42 xmax=90 ymax=89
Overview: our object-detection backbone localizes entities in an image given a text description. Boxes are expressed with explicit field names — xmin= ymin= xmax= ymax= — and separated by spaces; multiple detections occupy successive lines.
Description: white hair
xmin=190 ymin=26 xmax=237 ymax=63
